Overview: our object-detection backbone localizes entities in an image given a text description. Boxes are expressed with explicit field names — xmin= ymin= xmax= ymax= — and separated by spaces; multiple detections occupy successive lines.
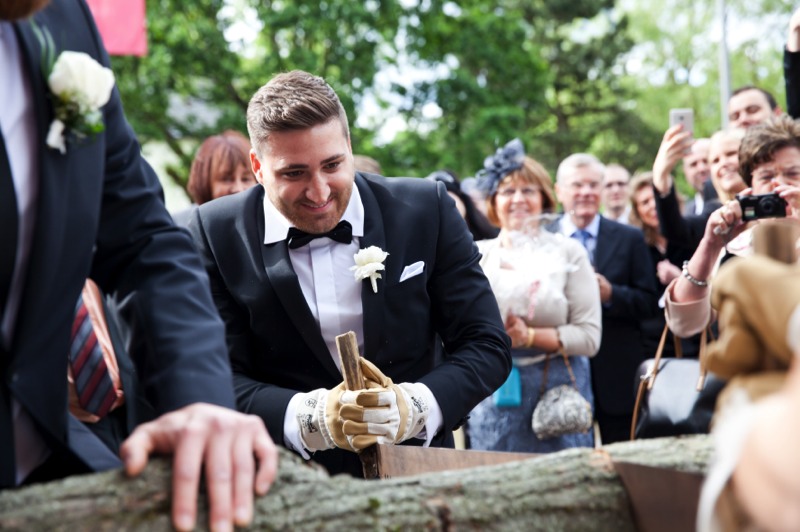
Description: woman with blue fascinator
xmin=467 ymin=139 xmax=602 ymax=453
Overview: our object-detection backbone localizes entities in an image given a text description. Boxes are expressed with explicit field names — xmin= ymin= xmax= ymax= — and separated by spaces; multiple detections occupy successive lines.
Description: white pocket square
xmin=399 ymin=261 xmax=425 ymax=283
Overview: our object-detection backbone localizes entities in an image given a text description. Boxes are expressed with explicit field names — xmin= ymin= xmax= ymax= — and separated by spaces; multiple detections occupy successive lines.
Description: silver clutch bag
xmin=531 ymin=348 xmax=593 ymax=440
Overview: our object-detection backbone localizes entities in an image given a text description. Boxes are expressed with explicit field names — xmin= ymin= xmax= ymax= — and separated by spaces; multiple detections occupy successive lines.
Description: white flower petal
xmin=351 ymin=246 xmax=388 ymax=292
xmin=46 ymin=119 xmax=66 ymax=154
xmin=48 ymin=51 xmax=115 ymax=111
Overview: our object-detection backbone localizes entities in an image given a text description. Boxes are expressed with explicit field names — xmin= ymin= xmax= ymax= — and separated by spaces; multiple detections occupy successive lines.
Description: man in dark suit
xmin=553 ymin=153 xmax=658 ymax=444
xmin=187 ymin=70 xmax=511 ymax=477
xmin=680 ymin=138 xmax=715 ymax=217
xmin=0 ymin=2 xmax=277 ymax=530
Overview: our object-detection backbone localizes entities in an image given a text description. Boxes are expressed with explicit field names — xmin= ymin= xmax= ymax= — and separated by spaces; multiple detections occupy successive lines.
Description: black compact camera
xmin=737 ymin=193 xmax=787 ymax=221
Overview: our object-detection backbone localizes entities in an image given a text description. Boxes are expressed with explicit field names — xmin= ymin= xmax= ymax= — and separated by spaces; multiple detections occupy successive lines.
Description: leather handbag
xmin=532 ymin=348 xmax=593 ymax=440
xmin=630 ymin=324 xmax=726 ymax=440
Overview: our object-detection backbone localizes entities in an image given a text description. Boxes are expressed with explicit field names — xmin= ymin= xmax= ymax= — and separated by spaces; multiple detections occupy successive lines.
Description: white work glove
xmin=339 ymin=358 xmax=430 ymax=449
xmin=295 ymin=383 xmax=355 ymax=452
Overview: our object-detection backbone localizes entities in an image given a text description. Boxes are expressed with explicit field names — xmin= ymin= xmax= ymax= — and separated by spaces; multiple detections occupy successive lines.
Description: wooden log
xmin=0 ymin=435 xmax=714 ymax=531
xmin=335 ymin=331 xmax=379 ymax=479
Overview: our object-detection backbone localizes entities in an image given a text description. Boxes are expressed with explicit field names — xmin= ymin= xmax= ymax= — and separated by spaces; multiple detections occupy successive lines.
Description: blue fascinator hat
xmin=475 ymin=138 xmax=526 ymax=195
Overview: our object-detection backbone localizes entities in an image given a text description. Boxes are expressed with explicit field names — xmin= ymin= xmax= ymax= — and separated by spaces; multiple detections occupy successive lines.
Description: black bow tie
xmin=286 ymin=220 xmax=353 ymax=249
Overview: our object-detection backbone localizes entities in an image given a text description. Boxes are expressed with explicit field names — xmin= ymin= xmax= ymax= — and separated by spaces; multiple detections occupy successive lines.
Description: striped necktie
xmin=70 ymin=294 xmax=117 ymax=418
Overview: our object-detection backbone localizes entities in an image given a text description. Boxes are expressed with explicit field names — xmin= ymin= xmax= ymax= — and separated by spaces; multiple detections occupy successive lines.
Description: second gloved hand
xmin=295 ymin=384 xmax=355 ymax=452
xmin=339 ymin=358 xmax=430 ymax=449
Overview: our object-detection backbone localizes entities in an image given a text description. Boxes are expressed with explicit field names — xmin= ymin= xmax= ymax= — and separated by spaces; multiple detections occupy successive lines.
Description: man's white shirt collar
xmin=261 ymin=179 xmax=365 ymax=244
xmin=560 ymin=213 xmax=600 ymax=238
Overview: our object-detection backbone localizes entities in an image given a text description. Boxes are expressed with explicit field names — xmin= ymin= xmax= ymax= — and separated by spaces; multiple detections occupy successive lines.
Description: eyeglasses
xmin=603 ymin=181 xmax=628 ymax=189
xmin=567 ymin=181 xmax=601 ymax=192
xmin=496 ymin=186 xmax=540 ymax=198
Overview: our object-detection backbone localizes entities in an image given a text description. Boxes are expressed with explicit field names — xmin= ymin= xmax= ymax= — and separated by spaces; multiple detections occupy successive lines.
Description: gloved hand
xmin=339 ymin=358 xmax=430 ymax=449
xmin=295 ymin=384 xmax=356 ymax=452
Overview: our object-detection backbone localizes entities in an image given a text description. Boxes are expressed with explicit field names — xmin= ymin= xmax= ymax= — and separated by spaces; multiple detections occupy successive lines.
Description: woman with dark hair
xmin=426 ymin=170 xmax=499 ymax=241
xmin=629 ymin=172 xmax=699 ymax=357
xmin=172 ymin=130 xmax=255 ymax=225
xmin=467 ymin=139 xmax=601 ymax=453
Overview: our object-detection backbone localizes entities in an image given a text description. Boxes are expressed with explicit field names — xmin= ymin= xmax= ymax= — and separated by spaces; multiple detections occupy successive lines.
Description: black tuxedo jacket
xmin=188 ymin=174 xmax=511 ymax=475
xmin=549 ymin=217 xmax=658 ymax=417
xmin=2 ymin=0 xmax=234 ymax=475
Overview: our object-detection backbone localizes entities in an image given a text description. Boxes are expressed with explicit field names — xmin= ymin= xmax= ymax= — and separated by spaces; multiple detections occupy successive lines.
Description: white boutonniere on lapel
xmin=32 ymin=24 xmax=115 ymax=154
xmin=351 ymin=246 xmax=389 ymax=293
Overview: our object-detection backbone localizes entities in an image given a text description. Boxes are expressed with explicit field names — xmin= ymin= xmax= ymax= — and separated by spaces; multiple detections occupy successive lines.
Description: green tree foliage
xmin=618 ymin=0 xmax=793 ymax=192
xmin=110 ymin=0 xmax=793 ymax=195
xmin=112 ymin=0 xmax=243 ymax=186
xmin=112 ymin=0 xmax=405 ymax=189
xmin=373 ymin=0 xmax=659 ymax=180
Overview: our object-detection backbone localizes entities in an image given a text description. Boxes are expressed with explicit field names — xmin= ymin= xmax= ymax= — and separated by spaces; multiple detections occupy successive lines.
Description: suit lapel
xmin=13 ymin=16 xmax=51 ymax=143
xmin=255 ymin=190 xmax=340 ymax=378
xmin=594 ymin=217 xmax=622 ymax=273
xmin=6 ymin=15 xmax=80 ymax=443
xmin=11 ymin=18 xmax=72 ymax=346
xmin=354 ymin=176 xmax=386 ymax=360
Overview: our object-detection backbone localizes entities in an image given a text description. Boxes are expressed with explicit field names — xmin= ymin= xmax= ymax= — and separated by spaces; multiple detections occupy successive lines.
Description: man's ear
xmin=250 ymin=149 xmax=263 ymax=185
xmin=775 ymin=106 xmax=784 ymax=118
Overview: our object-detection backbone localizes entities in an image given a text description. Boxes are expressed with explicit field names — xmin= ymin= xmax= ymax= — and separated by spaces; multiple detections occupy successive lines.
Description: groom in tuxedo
xmin=0 ymin=2 xmax=276 ymax=530
xmin=187 ymin=70 xmax=511 ymax=477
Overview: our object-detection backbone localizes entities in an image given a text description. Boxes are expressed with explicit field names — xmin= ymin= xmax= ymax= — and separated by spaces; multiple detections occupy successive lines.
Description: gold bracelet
xmin=525 ymin=327 xmax=536 ymax=348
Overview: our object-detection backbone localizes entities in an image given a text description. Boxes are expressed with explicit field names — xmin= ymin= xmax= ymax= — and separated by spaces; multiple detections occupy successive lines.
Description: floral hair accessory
xmin=351 ymin=246 xmax=389 ymax=293
xmin=475 ymin=138 xmax=526 ymax=195
xmin=32 ymin=24 xmax=115 ymax=154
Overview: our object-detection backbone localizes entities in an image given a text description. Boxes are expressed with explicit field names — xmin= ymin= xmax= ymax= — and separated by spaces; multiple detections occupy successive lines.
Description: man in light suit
xmin=554 ymin=153 xmax=658 ymax=444
xmin=0 ymin=2 xmax=276 ymax=530
xmin=187 ymin=70 xmax=511 ymax=477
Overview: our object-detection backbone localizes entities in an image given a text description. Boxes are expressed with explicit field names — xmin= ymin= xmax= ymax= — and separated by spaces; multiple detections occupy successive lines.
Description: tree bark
xmin=0 ymin=435 xmax=713 ymax=531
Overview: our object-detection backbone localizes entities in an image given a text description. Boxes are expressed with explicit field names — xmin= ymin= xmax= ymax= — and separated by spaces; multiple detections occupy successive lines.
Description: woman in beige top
xmin=467 ymin=139 xmax=601 ymax=453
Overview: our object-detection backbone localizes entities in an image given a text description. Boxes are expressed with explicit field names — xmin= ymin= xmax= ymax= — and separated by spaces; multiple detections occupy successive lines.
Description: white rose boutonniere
xmin=45 ymin=51 xmax=115 ymax=154
xmin=351 ymin=246 xmax=389 ymax=293
xmin=31 ymin=20 xmax=116 ymax=155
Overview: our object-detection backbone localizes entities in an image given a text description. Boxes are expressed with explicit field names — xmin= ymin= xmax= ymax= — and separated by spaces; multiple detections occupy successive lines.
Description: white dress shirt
xmin=0 ymin=21 xmax=50 ymax=484
xmin=693 ymin=192 xmax=705 ymax=216
xmin=259 ymin=183 xmax=441 ymax=457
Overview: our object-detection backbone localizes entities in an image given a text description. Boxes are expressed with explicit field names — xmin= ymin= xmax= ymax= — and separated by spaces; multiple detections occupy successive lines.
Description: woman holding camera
xmin=666 ymin=116 xmax=800 ymax=338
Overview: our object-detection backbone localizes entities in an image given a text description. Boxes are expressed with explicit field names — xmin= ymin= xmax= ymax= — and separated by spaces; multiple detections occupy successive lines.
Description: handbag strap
xmin=645 ymin=324 xmax=671 ymax=390
xmin=695 ymin=323 xmax=715 ymax=391
xmin=630 ymin=322 xmax=716 ymax=440
xmin=538 ymin=346 xmax=579 ymax=396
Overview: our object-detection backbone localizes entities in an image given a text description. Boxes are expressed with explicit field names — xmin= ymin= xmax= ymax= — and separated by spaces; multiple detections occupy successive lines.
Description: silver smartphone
xmin=669 ymin=108 xmax=694 ymax=133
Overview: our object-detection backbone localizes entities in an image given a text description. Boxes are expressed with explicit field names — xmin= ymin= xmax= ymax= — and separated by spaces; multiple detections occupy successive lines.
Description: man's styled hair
xmin=739 ymin=115 xmax=800 ymax=186
xmin=246 ymin=70 xmax=350 ymax=154
xmin=555 ymin=153 xmax=606 ymax=184
xmin=731 ymin=85 xmax=779 ymax=111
